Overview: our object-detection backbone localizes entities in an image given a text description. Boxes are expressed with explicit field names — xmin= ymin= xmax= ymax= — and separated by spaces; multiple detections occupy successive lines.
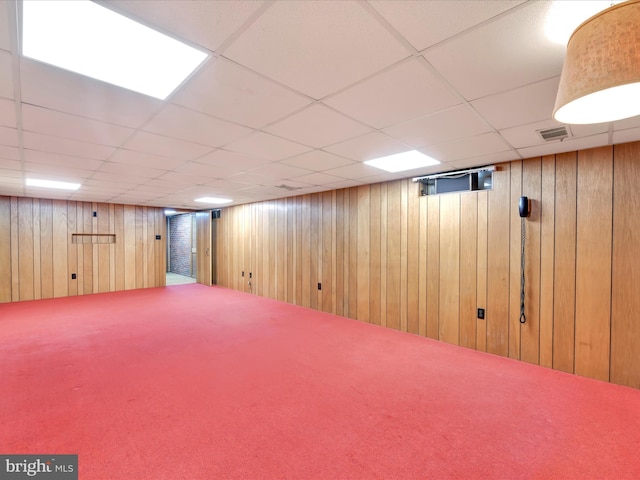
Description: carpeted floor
xmin=1 ymin=284 xmax=639 ymax=479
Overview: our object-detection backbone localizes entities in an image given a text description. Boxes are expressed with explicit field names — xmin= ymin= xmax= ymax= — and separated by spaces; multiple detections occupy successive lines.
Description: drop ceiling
xmin=1 ymin=0 xmax=639 ymax=209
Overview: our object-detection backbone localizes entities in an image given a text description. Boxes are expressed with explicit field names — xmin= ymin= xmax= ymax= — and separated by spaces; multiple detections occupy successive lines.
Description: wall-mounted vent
xmin=275 ymin=184 xmax=301 ymax=191
xmin=413 ymin=166 xmax=495 ymax=196
xmin=537 ymin=126 xmax=571 ymax=142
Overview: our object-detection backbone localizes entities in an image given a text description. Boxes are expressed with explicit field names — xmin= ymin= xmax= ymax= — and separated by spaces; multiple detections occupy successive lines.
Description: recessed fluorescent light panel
xmin=364 ymin=150 xmax=440 ymax=173
xmin=164 ymin=209 xmax=177 ymax=215
xmin=194 ymin=197 xmax=233 ymax=205
xmin=26 ymin=178 xmax=81 ymax=190
xmin=22 ymin=0 xmax=208 ymax=100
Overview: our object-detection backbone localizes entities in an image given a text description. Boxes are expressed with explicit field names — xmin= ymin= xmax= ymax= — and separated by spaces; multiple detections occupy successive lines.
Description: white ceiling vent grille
xmin=537 ymin=126 xmax=571 ymax=142
xmin=275 ymin=184 xmax=301 ymax=191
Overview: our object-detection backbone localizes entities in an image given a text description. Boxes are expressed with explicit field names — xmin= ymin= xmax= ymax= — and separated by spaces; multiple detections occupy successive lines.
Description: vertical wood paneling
xmin=41 ymin=199 xmax=54 ymax=299
xmin=379 ymin=183 xmax=388 ymax=328
xmin=0 ymin=196 xmax=11 ymax=302
xmin=357 ymin=185 xmax=370 ymax=322
xmin=418 ymin=196 xmax=428 ymax=337
xmin=10 ymin=197 xmax=18 ymax=302
xmin=439 ymin=194 xmax=460 ymax=345
xmin=386 ymin=181 xmax=401 ymax=330
xmin=33 ymin=199 xmax=41 ymax=300
xmin=476 ymin=191 xmax=488 ymax=352
xmin=286 ymin=199 xmax=295 ymax=303
xmin=83 ymin=203 xmax=93 ymax=295
xmin=18 ymin=197 xmax=34 ymax=301
xmin=509 ymin=161 xmax=522 ymax=359
xmin=460 ymin=193 xmax=477 ymax=349
xmin=310 ymin=196 xmax=319 ymax=310
xmin=611 ymin=142 xmax=640 ymax=388
xmin=407 ymin=182 xmax=420 ymax=335
xmin=521 ymin=158 xmax=542 ymax=365
xmin=369 ymin=185 xmax=381 ymax=325
xmin=539 ymin=155 xmax=555 ymax=368
xmin=124 ymin=205 xmax=136 ymax=290
xmin=553 ymin=152 xmax=577 ymax=374
xmin=487 ymin=163 xmax=510 ymax=356
xmin=575 ymin=146 xmax=612 ymax=382
xmin=98 ymin=203 xmax=110 ymax=293
xmin=114 ymin=205 xmax=125 ymax=291
xmin=277 ymin=199 xmax=286 ymax=302
xmin=322 ymin=191 xmax=333 ymax=313
xmin=1 ymin=197 xmax=164 ymax=303
xmin=52 ymin=200 xmax=68 ymax=298
xmin=335 ymin=190 xmax=345 ymax=316
xmin=348 ymin=188 xmax=358 ymax=320
xmin=426 ymin=195 xmax=439 ymax=339
xmin=135 ymin=206 xmax=144 ymax=289
xmin=400 ymin=180 xmax=408 ymax=332
xmin=67 ymin=201 xmax=78 ymax=296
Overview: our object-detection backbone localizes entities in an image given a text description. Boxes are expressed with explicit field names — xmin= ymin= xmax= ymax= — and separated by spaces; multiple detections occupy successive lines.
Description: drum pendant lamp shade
xmin=553 ymin=0 xmax=640 ymax=124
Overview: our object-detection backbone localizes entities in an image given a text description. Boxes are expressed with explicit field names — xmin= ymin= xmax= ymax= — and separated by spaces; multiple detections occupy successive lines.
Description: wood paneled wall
xmin=215 ymin=141 xmax=640 ymax=389
xmin=0 ymin=197 xmax=166 ymax=303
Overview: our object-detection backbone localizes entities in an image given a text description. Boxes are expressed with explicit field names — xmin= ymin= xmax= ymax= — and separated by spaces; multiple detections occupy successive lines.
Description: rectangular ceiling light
xmin=194 ymin=197 xmax=233 ymax=205
xmin=22 ymin=0 xmax=209 ymax=100
xmin=364 ymin=150 xmax=440 ymax=173
xmin=26 ymin=178 xmax=81 ymax=190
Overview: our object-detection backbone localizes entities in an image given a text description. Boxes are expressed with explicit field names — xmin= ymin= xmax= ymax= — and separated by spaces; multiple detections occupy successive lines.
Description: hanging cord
xmin=519 ymin=216 xmax=526 ymax=324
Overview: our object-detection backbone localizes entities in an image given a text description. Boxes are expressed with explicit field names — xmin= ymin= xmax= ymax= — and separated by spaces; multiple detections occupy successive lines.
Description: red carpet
xmin=1 ymin=284 xmax=639 ymax=479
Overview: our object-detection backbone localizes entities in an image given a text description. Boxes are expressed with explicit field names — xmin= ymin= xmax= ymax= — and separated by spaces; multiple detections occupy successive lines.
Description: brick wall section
xmin=169 ymin=214 xmax=193 ymax=277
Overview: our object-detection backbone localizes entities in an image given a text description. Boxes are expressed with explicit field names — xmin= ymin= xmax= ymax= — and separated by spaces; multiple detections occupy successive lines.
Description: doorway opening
xmin=166 ymin=212 xmax=197 ymax=286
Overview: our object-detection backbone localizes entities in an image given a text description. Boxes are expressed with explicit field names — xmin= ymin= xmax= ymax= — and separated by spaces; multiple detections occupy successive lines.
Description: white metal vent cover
xmin=537 ymin=125 xmax=571 ymax=142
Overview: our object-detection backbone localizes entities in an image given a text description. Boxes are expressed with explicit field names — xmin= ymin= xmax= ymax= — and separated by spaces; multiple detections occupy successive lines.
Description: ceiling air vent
xmin=275 ymin=184 xmax=301 ymax=191
xmin=537 ymin=126 xmax=571 ymax=142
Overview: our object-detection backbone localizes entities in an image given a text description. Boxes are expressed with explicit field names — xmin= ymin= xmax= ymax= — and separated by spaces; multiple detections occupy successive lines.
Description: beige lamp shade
xmin=553 ymin=0 xmax=640 ymax=124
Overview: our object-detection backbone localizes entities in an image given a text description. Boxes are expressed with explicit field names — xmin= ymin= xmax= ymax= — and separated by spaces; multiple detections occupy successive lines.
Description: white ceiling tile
xmin=109 ymin=149 xmax=187 ymax=171
xmin=206 ymin=179 xmax=264 ymax=192
xmin=143 ymin=104 xmax=253 ymax=147
xmin=323 ymin=162 xmax=385 ymax=180
xmin=290 ymin=172 xmax=346 ymax=186
xmin=265 ymin=104 xmax=372 ymax=148
xmin=370 ymin=1 xmax=525 ymax=51
xmin=0 ymin=1 xmax=11 ymax=51
xmin=22 ymin=104 xmax=134 ymax=147
xmin=23 ymin=163 xmax=93 ymax=180
xmin=22 ymin=131 xmax=115 ymax=161
xmin=0 ymin=51 xmax=13 ymax=100
xmin=0 ymin=125 xmax=18 ymax=146
xmin=424 ymin=1 xmax=565 ymax=100
xmin=517 ymin=133 xmax=610 ymax=158
xmin=158 ymin=171 xmax=220 ymax=186
xmin=325 ymin=179 xmax=365 ymax=190
xmin=614 ymin=116 xmax=640 ymax=131
xmin=422 ymin=132 xmax=513 ymax=162
xmin=0 ymin=145 xmax=19 ymax=161
xmin=20 ymin=59 xmax=162 ymax=128
xmin=499 ymin=119 xmax=607 ymax=150
xmin=23 ymin=150 xmax=104 ymax=171
xmin=99 ymin=162 xmax=165 ymax=179
xmin=324 ymin=58 xmax=460 ymax=129
xmin=107 ymin=0 xmax=265 ymax=52
xmin=90 ymin=171 xmax=149 ymax=185
xmin=324 ymin=131 xmax=414 ymax=162
xmin=224 ymin=1 xmax=410 ymax=98
xmin=471 ymin=76 xmax=560 ymax=130
xmin=197 ymin=149 xmax=271 ymax=172
xmin=279 ymin=150 xmax=354 ymax=172
xmin=123 ymin=131 xmax=213 ymax=161
xmin=451 ymin=150 xmax=518 ymax=169
xmin=0 ymin=158 xmax=21 ymax=170
xmin=224 ymin=132 xmax=311 ymax=161
xmin=383 ymin=105 xmax=491 ymax=148
xmin=172 ymin=58 xmax=312 ymax=129
xmin=613 ymin=128 xmax=640 ymax=146
xmin=244 ymin=162 xmax=314 ymax=181
xmin=0 ymin=98 xmax=16 ymax=128
xmin=174 ymin=161 xmax=226 ymax=178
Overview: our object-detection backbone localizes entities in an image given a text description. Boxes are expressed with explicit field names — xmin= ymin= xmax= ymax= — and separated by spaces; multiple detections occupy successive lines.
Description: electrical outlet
xmin=317 ymin=283 xmax=322 ymax=290
xmin=92 ymin=211 xmax=97 ymax=217
xmin=71 ymin=273 xmax=77 ymax=280
xmin=242 ymin=271 xmax=245 ymax=277
xmin=477 ymin=308 xmax=485 ymax=320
